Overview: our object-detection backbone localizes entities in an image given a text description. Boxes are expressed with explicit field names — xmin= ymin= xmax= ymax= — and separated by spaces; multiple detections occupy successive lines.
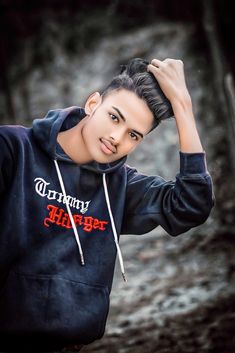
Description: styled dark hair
xmin=101 ymin=58 xmax=174 ymax=130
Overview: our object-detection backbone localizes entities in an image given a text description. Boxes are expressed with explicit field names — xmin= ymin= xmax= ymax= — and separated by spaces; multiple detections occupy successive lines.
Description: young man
xmin=0 ymin=58 xmax=214 ymax=351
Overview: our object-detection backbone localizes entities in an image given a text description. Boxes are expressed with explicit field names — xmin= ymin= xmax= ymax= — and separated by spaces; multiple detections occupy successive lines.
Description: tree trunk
xmin=0 ymin=38 xmax=16 ymax=123
xmin=202 ymin=0 xmax=235 ymax=173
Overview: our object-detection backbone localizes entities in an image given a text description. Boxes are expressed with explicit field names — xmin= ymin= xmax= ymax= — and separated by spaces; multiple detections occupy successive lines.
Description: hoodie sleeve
xmin=0 ymin=130 xmax=14 ymax=195
xmin=121 ymin=152 xmax=214 ymax=236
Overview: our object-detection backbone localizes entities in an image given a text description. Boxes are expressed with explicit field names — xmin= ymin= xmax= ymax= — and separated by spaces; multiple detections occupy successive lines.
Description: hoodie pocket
xmin=0 ymin=271 xmax=109 ymax=344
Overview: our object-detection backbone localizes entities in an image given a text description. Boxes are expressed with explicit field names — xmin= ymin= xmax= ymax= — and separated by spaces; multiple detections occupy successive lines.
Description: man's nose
xmin=110 ymin=128 xmax=125 ymax=144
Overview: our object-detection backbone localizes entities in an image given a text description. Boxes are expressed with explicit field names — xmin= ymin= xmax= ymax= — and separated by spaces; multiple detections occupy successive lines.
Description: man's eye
xmin=129 ymin=132 xmax=138 ymax=140
xmin=109 ymin=114 xmax=119 ymax=122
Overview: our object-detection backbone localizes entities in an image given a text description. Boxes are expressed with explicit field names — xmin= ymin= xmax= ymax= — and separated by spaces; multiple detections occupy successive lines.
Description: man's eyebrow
xmin=112 ymin=106 xmax=144 ymax=138
xmin=112 ymin=106 xmax=126 ymax=122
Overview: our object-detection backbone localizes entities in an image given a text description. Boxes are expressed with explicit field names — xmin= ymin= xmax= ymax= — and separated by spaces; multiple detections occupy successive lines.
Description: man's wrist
xmin=171 ymin=93 xmax=192 ymax=116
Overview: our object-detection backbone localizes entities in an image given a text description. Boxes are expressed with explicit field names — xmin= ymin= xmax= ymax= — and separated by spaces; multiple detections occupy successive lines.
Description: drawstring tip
xmin=80 ymin=254 xmax=85 ymax=266
xmin=122 ymin=272 xmax=127 ymax=282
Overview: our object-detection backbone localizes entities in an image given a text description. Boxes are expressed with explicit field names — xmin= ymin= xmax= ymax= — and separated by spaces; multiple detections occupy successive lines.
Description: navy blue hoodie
xmin=0 ymin=106 xmax=214 ymax=351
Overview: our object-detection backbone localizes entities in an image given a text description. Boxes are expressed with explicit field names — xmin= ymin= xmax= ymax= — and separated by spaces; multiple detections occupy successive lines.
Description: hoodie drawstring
xmin=102 ymin=173 xmax=127 ymax=282
xmin=54 ymin=159 xmax=85 ymax=265
xmin=54 ymin=159 xmax=126 ymax=282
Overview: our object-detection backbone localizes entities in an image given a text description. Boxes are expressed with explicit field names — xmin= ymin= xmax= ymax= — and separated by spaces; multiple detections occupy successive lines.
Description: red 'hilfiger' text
xmin=44 ymin=205 xmax=108 ymax=232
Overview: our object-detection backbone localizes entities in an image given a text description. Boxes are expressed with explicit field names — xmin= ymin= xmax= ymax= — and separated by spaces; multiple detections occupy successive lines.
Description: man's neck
xmin=57 ymin=118 xmax=92 ymax=164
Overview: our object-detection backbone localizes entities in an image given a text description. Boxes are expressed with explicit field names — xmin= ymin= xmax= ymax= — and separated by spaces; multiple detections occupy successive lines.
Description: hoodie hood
xmin=32 ymin=106 xmax=127 ymax=174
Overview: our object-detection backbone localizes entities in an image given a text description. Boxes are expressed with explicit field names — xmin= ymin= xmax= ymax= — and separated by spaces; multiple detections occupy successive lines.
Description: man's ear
xmin=84 ymin=92 xmax=102 ymax=115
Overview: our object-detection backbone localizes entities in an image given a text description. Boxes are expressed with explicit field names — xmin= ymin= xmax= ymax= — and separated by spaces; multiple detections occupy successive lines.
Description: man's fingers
xmin=147 ymin=64 xmax=160 ymax=72
xmin=151 ymin=59 xmax=163 ymax=68
xmin=147 ymin=64 xmax=162 ymax=78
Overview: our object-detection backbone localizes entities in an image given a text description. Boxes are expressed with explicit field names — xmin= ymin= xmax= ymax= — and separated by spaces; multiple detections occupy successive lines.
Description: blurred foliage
xmin=0 ymin=0 xmax=234 ymax=76
xmin=0 ymin=0 xmax=234 ymax=123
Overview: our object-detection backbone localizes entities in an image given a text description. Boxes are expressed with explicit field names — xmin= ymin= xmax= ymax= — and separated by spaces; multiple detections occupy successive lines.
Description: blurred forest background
xmin=0 ymin=0 xmax=235 ymax=352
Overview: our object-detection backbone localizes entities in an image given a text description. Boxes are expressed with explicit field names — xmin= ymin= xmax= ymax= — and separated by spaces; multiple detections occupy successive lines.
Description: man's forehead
xmin=103 ymin=89 xmax=146 ymax=110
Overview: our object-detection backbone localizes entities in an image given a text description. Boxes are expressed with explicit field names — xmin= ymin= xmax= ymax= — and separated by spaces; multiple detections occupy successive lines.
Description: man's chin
xmin=94 ymin=154 xmax=125 ymax=164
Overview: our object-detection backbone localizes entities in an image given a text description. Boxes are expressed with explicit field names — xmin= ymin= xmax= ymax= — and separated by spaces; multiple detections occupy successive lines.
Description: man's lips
xmin=100 ymin=138 xmax=117 ymax=154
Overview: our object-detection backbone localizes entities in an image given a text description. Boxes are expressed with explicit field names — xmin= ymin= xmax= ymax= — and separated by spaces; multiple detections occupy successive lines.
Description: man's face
xmin=82 ymin=89 xmax=154 ymax=164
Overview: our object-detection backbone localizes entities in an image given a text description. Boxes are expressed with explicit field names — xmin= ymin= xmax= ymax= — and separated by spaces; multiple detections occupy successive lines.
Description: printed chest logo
xmin=34 ymin=177 xmax=108 ymax=232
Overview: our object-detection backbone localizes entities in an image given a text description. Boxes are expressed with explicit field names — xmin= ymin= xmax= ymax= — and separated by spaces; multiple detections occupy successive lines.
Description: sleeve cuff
xmin=179 ymin=151 xmax=207 ymax=174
